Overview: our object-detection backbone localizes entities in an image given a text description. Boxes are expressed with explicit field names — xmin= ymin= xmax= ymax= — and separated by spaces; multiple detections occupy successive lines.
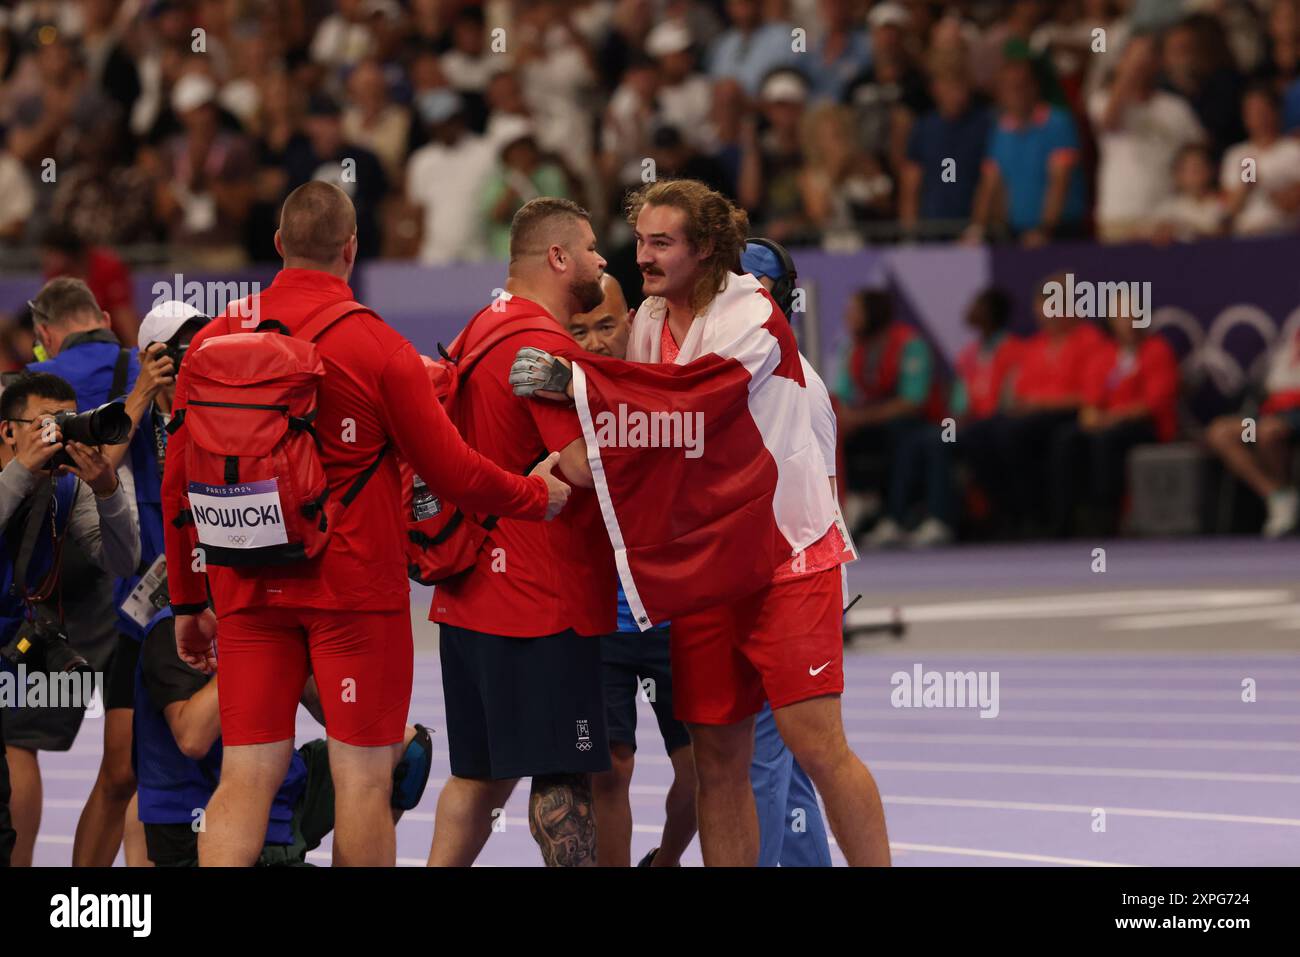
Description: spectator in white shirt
xmin=0 ymin=127 xmax=35 ymax=241
xmin=600 ymin=53 xmax=659 ymax=190
xmin=310 ymin=0 xmax=375 ymax=71
xmin=342 ymin=59 xmax=411 ymax=185
xmin=1221 ymin=83 xmax=1300 ymax=237
xmin=646 ymin=20 xmax=713 ymax=153
xmin=441 ymin=7 xmax=499 ymax=96
xmin=1149 ymin=144 xmax=1226 ymax=243
xmin=513 ymin=3 xmax=598 ymax=188
xmin=1089 ymin=34 xmax=1205 ymax=243
xmin=405 ymin=90 xmax=495 ymax=265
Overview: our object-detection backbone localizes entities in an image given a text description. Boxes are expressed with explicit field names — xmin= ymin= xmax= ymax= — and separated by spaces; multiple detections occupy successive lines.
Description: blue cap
xmin=741 ymin=242 xmax=786 ymax=281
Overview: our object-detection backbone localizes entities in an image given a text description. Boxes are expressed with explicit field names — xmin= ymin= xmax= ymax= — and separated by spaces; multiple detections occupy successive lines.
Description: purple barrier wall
xmin=989 ymin=234 xmax=1300 ymax=420
xmin=0 ymin=267 xmax=280 ymax=320
xmin=2 ymin=235 xmax=1295 ymax=423
xmin=360 ymin=249 xmax=897 ymax=382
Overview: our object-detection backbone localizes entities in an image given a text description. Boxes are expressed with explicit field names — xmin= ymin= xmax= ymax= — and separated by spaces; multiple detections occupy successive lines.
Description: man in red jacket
xmin=1050 ymin=309 xmax=1179 ymax=535
xmin=163 ymin=182 xmax=571 ymax=866
xmin=1002 ymin=273 xmax=1107 ymax=535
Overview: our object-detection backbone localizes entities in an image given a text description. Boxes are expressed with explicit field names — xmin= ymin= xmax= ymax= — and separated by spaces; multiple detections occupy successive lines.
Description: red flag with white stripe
xmin=570 ymin=273 xmax=848 ymax=630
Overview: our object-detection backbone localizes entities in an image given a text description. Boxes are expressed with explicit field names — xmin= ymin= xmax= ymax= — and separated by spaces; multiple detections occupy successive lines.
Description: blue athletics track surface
xmin=30 ymin=537 xmax=1300 ymax=866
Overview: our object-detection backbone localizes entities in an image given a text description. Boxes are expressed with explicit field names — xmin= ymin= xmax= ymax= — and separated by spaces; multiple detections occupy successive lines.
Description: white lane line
xmin=846 ymin=590 xmax=1290 ymax=626
xmin=882 ymin=795 xmax=1300 ymax=827
xmin=618 ymin=785 xmax=1300 ymax=827
xmin=1106 ymin=604 xmax=1300 ymax=629
xmin=887 ymin=842 xmax=1132 ymax=867
xmin=943 ymin=688 xmax=1300 ymax=701
xmin=843 ymin=666 xmax=1300 ymax=681
xmin=842 ymin=708 xmax=1300 ymax=726
xmin=869 ymin=760 xmax=1300 ymax=784
xmin=848 ymin=731 xmax=1300 ymax=752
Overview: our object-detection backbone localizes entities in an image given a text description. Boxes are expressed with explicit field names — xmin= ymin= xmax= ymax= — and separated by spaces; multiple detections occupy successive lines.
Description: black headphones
xmin=746 ymin=237 xmax=798 ymax=320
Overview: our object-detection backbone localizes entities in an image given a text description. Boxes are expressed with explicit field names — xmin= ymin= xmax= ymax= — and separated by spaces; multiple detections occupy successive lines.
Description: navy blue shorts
xmin=439 ymin=624 xmax=610 ymax=780
xmin=600 ymin=629 xmax=691 ymax=755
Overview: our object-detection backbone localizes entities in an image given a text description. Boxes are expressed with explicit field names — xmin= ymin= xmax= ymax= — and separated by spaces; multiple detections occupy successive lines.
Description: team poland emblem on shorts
xmin=188 ymin=479 xmax=290 ymax=550
xmin=575 ymin=719 xmax=592 ymax=751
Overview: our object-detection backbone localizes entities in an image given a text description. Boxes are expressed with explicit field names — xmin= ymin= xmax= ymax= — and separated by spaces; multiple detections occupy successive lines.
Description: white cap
xmin=868 ymin=2 xmax=909 ymax=30
xmin=172 ymin=72 xmax=217 ymax=114
xmin=646 ymin=20 xmax=692 ymax=58
xmin=139 ymin=300 xmax=207 ymax=350
xmin=760 ymin=70 xmax=809 ymax=104
xmin=490 ymin=114 xmax=536 ymax=152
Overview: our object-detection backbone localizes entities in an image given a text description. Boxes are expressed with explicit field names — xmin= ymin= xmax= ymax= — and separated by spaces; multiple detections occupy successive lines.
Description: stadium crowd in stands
xmin=1 ymin=0 xmax=1299 ymax=547
xmin=0 ymin=0 xmax=1297 ymax=267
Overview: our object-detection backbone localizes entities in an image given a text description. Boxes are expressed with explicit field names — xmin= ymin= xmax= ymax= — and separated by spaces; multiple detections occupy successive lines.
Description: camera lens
xmin=55 ymin=401 xmax=131 ymax=447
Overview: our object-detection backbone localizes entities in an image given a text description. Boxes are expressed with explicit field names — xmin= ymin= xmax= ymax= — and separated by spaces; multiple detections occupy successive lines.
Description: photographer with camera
xmin=26 ymin=276 xmax=162 ymax=866
xmin=0 ymin=372 xmax=140 ymax=866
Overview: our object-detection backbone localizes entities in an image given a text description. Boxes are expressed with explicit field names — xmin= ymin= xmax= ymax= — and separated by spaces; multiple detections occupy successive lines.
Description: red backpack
xmin=401 ymin=309 xmax=557 ymax=585
xmin=169 ymin=300 xmax=388 ymax=567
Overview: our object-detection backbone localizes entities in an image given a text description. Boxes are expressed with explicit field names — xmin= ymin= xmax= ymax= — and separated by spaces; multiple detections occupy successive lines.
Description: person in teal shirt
xmin=481 ymin=123 xmax=571 ymax=260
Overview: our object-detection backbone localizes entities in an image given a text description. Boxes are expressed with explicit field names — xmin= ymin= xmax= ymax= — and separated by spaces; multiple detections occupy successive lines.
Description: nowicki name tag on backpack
xmin=188 ymin=479 xmax=289 ymax=549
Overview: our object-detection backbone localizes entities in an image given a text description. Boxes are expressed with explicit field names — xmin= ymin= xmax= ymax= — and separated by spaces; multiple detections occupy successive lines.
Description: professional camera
xmin=44 ymin=401 xmax=131 ymax=470
xmin=154 ymin=317 xmax=209 ymax=372
xmin=164 ymin=340 xmax=189 ymax=370
xmin=0 ymin=616 xmax=89 ymax=674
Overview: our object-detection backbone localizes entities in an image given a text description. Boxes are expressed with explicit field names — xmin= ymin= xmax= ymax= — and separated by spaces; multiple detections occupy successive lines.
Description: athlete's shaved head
xmin=277 ymin=181 xmax=357 ymax=265
xmin=509 ymin=197 xmax=590 ymax=264
xmin=506 ymin=197 xmax=606 ymax=317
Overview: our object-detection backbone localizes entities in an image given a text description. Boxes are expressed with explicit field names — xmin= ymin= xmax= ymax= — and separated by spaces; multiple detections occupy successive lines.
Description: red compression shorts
xmin=669 ymin=566 xmax=844 ymax=725
xmin=215 ymin=606 xmax=412 ymax=747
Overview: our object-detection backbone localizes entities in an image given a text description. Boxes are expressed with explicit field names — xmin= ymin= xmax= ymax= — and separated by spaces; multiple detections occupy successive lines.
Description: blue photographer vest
xmin=0 ymin=472 xmax=78 ymax=661
xmin=131 ymin=609 xmax=307 ymax=844
xmin=32 ymin=334 xmax=166 ymax=639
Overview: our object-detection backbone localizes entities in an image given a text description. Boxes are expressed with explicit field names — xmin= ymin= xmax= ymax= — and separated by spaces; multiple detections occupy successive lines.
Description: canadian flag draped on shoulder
xmin=570 ymin=272 xmax=849 ymax=631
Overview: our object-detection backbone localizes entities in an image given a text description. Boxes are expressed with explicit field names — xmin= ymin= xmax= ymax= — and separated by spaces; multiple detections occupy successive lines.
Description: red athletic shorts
xmin=215 ymin=606 xmax=413 ymax=747
xmin=669 ymin=566 xmax=844 ymax=725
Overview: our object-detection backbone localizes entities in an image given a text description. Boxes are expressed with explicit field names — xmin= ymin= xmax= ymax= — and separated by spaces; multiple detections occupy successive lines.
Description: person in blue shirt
xmin=27 ymin=278 xmax=179 ymax=866
xmin=966 ymin=58 xmax=1087 ymax=245
xmin=1284 ymin=76 xmax=1300 ymax=133
xmin=131 ymin=607 xmax=432 ymax=866
xmin=571 ymin=275 xmax=698 ymax=867
xmin=742 ymin=239 xmax=836 ymax=866
xmin=708 ymin=0 xmax=802 ymax=96
xmin=900 ymin=64 xmax=992 ymax=234
xmin=805 ymin=0 xmax=872 ymax=101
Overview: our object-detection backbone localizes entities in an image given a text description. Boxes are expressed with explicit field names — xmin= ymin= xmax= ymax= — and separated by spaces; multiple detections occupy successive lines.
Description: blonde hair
xmin=625 ymin=179 xmax=749 ymax=314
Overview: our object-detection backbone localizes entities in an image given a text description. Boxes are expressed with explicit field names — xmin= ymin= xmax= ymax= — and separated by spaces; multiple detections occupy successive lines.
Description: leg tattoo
xmin=528 ymin=773 xmax=596 ymax=867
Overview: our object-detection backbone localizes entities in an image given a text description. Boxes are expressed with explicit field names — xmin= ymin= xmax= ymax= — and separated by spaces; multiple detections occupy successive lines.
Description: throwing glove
xmin=509 ymin=346 xmax=573 ymax=397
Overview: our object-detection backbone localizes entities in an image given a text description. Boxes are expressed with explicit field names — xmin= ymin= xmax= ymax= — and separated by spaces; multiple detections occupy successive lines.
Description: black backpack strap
xmin=10 ymin=481 xmax=55 ymax=596
xmin=340 ymin=442 xmax=390 ymax=507
xmin=472 ymin=450 xmax=548 ymax=536
xmin=110 ymin=347 xmax=131 ymax=401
